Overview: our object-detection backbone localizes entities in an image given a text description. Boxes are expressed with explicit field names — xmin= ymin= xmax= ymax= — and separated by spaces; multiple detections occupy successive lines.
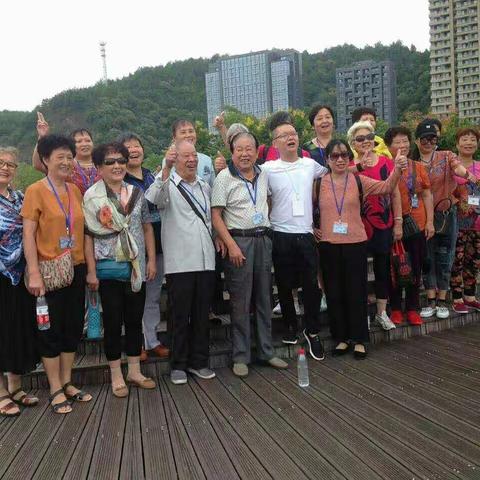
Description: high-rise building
xmin=335 ymin=60 xmax=397 ymax=132
xmin=205 ymin=50 xmax=303 ymax=131
xmin=430 ymin=0 xmax=480 ymax=122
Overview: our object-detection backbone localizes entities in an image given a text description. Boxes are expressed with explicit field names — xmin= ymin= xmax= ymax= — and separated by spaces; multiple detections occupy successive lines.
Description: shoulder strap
xmin=353 ymin=173 xmax=363 ymax=206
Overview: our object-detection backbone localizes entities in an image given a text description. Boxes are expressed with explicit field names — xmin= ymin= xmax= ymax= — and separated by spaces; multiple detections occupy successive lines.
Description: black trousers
xmin=99 ymin=280 xmax=146 ymax=361
xmin=166 ymin=271 xmax=215 ymax=371
xmin=318 ymin=242 xmax=369 ymax=344
xmin=272 ymin=231 xmax=320 ymax=335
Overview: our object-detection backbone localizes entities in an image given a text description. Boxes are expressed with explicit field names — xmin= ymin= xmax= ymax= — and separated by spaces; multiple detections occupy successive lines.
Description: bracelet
xmin=394 ymin=216 xmax=403 ymax=222
xmin=356 ymin=163 xmax=364 ymax=172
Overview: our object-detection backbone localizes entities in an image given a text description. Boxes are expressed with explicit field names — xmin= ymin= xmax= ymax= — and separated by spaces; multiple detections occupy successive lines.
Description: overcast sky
xmin=2 ymin=0 xmax=429 ymax=112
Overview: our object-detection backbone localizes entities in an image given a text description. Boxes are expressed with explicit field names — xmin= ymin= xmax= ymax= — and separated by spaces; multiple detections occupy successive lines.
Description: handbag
xmin=433 ymin=198 xmax=454 ymax=236
xmin=402 ymin=214 xmax=420 ymax=239
xmin=86 ymin=290 xmax=102 ymax=339
xmin=32 ymin=249 xmax=75 ymax=292
xmin=390 ymin=240 xmax=413 ymax=289
xmin=96 ymin=259 xmax=132 ymax=281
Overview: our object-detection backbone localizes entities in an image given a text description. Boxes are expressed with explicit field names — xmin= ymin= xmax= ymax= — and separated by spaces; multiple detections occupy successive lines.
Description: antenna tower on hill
xmin=99 ymin=41 xmax=108 ymax=83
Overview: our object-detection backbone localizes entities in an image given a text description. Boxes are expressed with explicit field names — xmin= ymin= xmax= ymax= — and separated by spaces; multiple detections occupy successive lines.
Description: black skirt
xmin=0 ymin=273 xmax=39 ymax=374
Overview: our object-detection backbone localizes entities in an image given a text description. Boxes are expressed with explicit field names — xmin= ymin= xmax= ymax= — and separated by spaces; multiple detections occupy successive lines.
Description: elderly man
xmin=261 ymin=116 xmax=328 ymax=360
xmin=211 ymin=132 xmax=288 ymax=377
xmin=146 ymin=140 xmax=216 ymax=385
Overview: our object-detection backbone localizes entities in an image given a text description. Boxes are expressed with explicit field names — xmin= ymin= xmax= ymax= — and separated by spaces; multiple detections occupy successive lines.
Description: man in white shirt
xmin=262 ymin=119 xmax=328 ymax=360
xmin=146 ymin=140 xmax=216 ymax=385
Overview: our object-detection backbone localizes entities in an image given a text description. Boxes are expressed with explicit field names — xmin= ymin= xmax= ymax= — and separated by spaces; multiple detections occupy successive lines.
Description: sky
xmin=2 ymin=0 xmax=430 ymax=112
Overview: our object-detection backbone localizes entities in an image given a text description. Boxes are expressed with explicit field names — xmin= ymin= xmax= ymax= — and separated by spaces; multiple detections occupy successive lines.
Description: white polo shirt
xmin=261 ymin=157 xmax=327 ymax=234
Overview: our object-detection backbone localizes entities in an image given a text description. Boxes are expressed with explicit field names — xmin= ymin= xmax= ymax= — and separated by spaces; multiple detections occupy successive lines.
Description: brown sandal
xmin=49 ymin=389 xmax=72 ymax=415
xmin=10 ymin=388 xmax=39 ymax=407
xmin=0 ymin=394 xmax=20 ymax=417
xmin=63 ymin=382 xmax=92 ymax=403
xmin=112 ymin=384 xmax=129 ymax=398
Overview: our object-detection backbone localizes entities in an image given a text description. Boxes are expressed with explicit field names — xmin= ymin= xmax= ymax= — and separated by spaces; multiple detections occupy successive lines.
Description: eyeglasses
xmin=272 ymin=132 xmax=299 ymax=141
xmin=103 ymin=157 xmax=128 ymax=166
xmin=0 ymin=160 xmax=17 ymax=170
xmin=419 ymin=136 xmax=438 ymax=145
xmin=354 ymin=133 xmax=375 ymax=143
xmin=329 ymin=152 xmax=350 ymax=161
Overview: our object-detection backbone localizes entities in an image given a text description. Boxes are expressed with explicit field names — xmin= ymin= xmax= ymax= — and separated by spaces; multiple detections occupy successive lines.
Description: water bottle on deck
xmin=297 ymin=348 xmax=309 ymax=387
xmin=36 ymin=296 xmax=50 ymax=331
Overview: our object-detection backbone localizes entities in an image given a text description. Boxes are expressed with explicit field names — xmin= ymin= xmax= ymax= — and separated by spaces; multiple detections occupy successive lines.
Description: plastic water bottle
xmin=36 ymin=296 xmax=50 ymax=331
xmin=297 ymin=348 xmax=309 ymax=387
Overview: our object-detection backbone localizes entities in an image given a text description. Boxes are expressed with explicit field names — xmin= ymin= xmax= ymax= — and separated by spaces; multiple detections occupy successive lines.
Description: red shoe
xmin=463 ymin=299 xmax=480 ymax=311
xmin=390 ymin=310 xmax=404 ymax=325
xmin=140 ymin=348 xmax=148 ymax=362
xmin=452 ymin=301 xmax=469 ymax=314
xmin=148 ymin=345 xmax=170 ymax=358
xmin=406 ymin=311 xmax=423 ymax=326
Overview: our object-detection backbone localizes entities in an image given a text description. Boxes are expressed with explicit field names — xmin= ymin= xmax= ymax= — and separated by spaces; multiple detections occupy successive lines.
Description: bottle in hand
xmin=36 ymin=296 xmax=50 ymax=331
xmin=297 ymin=348 xmax=309 ymax=387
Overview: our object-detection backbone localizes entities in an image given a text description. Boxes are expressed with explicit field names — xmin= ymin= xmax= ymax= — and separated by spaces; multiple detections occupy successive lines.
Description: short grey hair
xmin=347 ymin=121 xmax=374 ymax=146
xmin=0 ymin=146 xmax=19 ymax=162
xmin=226 ymin=123 xmax=249 ymax=145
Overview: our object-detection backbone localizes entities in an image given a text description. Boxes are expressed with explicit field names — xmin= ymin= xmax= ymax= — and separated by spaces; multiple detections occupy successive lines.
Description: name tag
xmin=333 ymin=221 xmax=348 ymax=235
xmin=468 ymin=195 xmax=480 ymax=206
xmin=411 ymin=194 xmax=419 ymax=208
xmin=292 ymin=194 xmax=304 ymax=217
xmin=60 ymin=236 xmax=74 ymax=249
xmin=252 ymin=212 xmax=264 ymax=225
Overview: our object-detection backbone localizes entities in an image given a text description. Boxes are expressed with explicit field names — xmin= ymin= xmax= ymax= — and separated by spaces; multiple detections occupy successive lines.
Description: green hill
xmin=0 ymin=41 xmax=429 ymax=165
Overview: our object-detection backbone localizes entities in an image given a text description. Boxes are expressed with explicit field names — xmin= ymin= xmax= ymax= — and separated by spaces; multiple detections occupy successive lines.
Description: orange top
xmin=398 ymin=160 xmax=431 ymax=230
xmin=21 ymin=180 xmax=85 ymax=265
xmin=319 ymin=171 xmax=400 ymax=244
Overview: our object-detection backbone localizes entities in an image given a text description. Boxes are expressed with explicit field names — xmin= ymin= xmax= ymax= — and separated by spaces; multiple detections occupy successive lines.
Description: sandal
xmin=9 ymin=388 xmax=39 ymax=407
xmin=49 ymin=389 xmax=72 ymax=415
xmin=112 ymin=384 xmax=129 ymax=398
xmin=0 ymin=394 xmax=20 ymax=417
xmin=126 ymin=376 xmax=156 ymax=389
xmin=63 ymin=382 xmax=92 ymax=403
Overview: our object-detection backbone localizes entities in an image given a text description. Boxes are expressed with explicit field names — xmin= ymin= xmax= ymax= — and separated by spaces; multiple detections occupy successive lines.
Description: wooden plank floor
xmin=1 ymin=325 xmax=480 ymax=480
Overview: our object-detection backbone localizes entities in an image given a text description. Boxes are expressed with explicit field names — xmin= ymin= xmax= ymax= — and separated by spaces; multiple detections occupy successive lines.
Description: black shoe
xmin=282 ymin=332 xmax=298 ymax=345
xmin=332 ymin=343 xmax=350 ymax=356
xmin=303 ymin=329 xmax=325 ymax=361
xmin=353 ymin=344 xmax=367 ymax=360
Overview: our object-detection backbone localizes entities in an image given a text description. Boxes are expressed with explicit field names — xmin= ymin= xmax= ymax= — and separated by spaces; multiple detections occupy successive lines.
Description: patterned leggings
xmin=450 ymin=229 xmax=480 ymax=299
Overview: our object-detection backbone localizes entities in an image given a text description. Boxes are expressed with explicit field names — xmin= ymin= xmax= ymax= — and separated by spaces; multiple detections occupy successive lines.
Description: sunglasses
xmin=329 ymin=152 xmax=350 ymax=161
xmin=419 ymin=136 xmax=438 ymax=145
xmin=354 ymin=133 xmax=375 ymax=143
xmin=103 ymin=157 xmax=128 ymax=166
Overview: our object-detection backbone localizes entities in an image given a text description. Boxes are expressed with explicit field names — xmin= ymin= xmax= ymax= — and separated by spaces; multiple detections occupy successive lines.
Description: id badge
xmin=468 ymin=195 xmax=480 ymax=206
xmin=411 ymin=194 xmax=419 ymax=208
xmin=59 ymin=236 xmax=73 ymax=249
xmin=292 ymin=194 xmax=304 ymax=217
xmin=333 ymin=221 xmax=348 ymax=235
xmin=252 ymin=212 xmax=264 ymax=225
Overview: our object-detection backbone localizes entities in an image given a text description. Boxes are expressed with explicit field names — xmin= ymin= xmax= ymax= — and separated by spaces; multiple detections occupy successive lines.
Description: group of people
xmin=0 ymin=105 xmax=479 ymax=417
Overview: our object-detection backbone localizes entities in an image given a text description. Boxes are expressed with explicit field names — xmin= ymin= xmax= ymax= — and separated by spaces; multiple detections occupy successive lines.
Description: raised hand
xmin=165 ymin=144 xmax=177 ymax=169
xmin=36 ymin=112 xmax=49 ymax=139
xmin=214 ymin=111 xmax=225 ymax=130
xmin=214 ymin=151 xmax=227 ymax=173
xmin=394 ymin=149 xmax=408 ymax=171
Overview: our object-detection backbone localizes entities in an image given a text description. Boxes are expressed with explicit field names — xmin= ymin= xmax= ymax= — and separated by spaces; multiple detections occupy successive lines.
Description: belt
xmin=228 ymin=227 xmax=272 ymax=238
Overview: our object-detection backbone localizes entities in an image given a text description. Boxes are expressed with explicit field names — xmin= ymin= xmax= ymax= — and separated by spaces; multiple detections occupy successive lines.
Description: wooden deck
xmin=2 ymin=324 xmax=480 ymax=480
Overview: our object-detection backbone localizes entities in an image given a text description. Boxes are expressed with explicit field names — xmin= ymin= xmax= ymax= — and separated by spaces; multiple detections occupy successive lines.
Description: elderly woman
xmin=316 ymin=139 xmax=406 ymax=358
xmin=384 ymin=127 xmax=434 ymax=325
xmin=84 ymin=142 xmax=157 ymax=398
xmin=119 ymin=132 xmax=169 ymax=361
xmin=303 ymin=104 xmax=335 ymax=167
xmin=450 ymin=128 xmax=480 ymax=313
xmin=347 ymin=121 xmax=402 ymax=331
xmin=411 ymin=120 xmax=477 ymax=319
xmin=0 ymin=147 xmax=39 ymax=417
xmin=22 ymin=135 xmax=91 ymax=415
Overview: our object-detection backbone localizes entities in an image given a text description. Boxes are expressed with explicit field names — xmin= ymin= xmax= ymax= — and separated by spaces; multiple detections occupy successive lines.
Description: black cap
xmin=415 ymin=122 xmax=438 ymax=139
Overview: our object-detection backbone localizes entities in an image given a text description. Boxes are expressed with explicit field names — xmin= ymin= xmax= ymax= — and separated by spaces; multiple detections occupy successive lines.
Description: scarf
xmin=0 ymin=190 xmax=25 ymax=286
xmin=83 ymin=180 xmax=142 ymax=292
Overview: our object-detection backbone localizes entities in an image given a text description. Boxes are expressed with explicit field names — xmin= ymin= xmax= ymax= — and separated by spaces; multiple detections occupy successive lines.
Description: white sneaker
xmin=272 ymin=303 xmax=282 ymax=315
xmin=320 ymin=295 xmax=328 ymax=312
xmin=420 ymin=306 xmax=436 ymax=318
xmin=436 ymin=305 xmax=450 ymax=319
xmin=375 ymin=311 xmax=396 ymax=331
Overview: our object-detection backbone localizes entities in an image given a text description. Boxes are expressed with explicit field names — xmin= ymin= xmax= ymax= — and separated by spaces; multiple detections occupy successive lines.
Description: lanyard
xmin=75 ymin=161 xmax=96 ymax=190
xmin=236 ymin=169 xmax=258 ymax=207
xmin=330 ymin=173 xmax=349 ymax=218
xmin=181 ymin=181 xmax=207 ymax=215
xmin=47 ymin=177 xmax=73 ymax=236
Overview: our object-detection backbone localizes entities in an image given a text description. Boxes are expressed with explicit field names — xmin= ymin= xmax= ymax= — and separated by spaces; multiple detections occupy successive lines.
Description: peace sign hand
xmin=36 ymin=112 xmax=50 ymax=139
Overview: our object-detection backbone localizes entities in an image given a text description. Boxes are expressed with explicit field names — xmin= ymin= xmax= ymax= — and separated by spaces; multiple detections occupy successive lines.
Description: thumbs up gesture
xmin=394 ymin=149 xmax=408 ymax=171
xmin=214 ymin=151 xmax=227 ymax=173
